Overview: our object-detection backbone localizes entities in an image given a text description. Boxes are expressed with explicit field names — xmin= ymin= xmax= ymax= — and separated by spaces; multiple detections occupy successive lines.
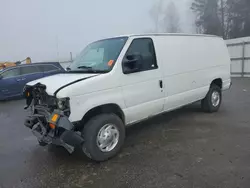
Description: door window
xmin=20 ymin=66 xmax=40 ymax=75
xmin=39 ymin=65 xmax=59 ymax=72
xmin=124 ymin=38 xmax=158 ymax=73
xmin=0 ymin=68 xmax=21 ymax=79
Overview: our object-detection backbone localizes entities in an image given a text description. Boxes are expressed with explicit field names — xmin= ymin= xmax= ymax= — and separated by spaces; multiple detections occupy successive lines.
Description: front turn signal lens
xmin=49 ymin=123 xmax=56 ymax=129
xmin=51 ymin=114 xmax=59 ymax=122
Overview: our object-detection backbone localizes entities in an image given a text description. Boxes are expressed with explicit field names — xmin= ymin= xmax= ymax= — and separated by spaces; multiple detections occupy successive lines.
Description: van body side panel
xmin=153 ymin=36 xmax=231 ymax=112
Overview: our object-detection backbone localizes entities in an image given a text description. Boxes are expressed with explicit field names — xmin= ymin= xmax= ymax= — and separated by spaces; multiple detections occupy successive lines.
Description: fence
xmin=226 ymin=37 xmax=250 ymax=77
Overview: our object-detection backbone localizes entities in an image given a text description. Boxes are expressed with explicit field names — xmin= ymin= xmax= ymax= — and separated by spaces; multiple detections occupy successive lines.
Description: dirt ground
xmin=0 ymin=78 xmax=250 ymax=188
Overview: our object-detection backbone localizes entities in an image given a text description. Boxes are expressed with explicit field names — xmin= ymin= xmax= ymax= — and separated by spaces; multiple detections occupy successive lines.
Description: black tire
xmin=81 ymin=114 xmax=125 ymax=162
xmin=201 ymin=84 xmax=222 ymax=113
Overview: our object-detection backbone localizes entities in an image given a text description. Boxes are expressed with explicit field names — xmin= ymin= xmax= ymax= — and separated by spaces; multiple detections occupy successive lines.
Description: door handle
xmin=22 ymin=78 xmax=26 ymax=81
xmin=159 ymin=80 xmax=163 ymax=88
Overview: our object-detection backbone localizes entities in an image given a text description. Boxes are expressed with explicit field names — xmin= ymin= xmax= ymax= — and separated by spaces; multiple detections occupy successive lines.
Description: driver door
xmin=120 ymin=38 xmax=164 ymax=124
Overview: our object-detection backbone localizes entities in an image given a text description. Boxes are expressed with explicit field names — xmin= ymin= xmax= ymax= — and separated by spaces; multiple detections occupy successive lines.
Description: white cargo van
xmin=24 ymin=34 xmax=231 ymax=161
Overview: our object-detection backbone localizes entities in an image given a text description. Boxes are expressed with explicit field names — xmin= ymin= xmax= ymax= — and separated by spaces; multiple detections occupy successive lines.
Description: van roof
xmin=114 ymin=33 xmax=220 ymax=39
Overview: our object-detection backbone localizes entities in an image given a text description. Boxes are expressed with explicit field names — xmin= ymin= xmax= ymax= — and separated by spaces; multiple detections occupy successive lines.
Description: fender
xmin=68 ymin=87 xmax=126 ymax=122
xmin=54 ymin=75 xmax=98 ymax=97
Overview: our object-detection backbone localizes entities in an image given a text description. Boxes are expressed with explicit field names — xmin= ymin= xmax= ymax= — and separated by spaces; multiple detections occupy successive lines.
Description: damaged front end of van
xmin=23 ymin=83 xmax=83 ymax=153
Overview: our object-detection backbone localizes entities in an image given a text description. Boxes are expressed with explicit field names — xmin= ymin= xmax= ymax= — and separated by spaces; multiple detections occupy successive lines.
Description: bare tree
xmin=218 ymin=0 xmax=231 ymax=39
xmin=162 ymin=1 xmax=181 ymax=33
xmin=191 ymin=0 xmax=250 ymax=39
xmin=220 ymin=0 xmax=225 ymax=38
xmin=149 ymin=0 xmax=164 ymax=32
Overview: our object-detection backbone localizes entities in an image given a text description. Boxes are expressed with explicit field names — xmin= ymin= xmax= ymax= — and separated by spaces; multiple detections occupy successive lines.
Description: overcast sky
xmin=0 ymin=0 xmax=194 ymax=62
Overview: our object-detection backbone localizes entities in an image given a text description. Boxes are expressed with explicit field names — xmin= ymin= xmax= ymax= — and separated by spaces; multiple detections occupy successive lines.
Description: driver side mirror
xmin=122 ymin=54 xmax=142 ymax=74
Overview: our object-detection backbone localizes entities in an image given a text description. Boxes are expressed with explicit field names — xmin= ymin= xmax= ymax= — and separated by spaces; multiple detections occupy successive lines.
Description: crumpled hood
xmin=27 ymin=73 xmax=98 ymax=96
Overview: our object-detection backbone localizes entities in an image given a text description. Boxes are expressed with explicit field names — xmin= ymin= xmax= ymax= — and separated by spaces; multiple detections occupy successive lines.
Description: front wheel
xmin=201 ymin=84 xmax=222 ymax=113
xmin=81 ymin=114 xmax=125 ymax=162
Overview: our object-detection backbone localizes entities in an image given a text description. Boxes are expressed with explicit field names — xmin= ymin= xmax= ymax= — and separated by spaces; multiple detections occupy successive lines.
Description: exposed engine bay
xmin=23 ymin=83 xmax=83 ymax=153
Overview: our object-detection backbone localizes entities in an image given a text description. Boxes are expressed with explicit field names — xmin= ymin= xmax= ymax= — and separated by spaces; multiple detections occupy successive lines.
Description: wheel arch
xmin=211 ymin=78 xmax=222 ymax=89
xmin=80 ymin=103 xmax=125 ymax=129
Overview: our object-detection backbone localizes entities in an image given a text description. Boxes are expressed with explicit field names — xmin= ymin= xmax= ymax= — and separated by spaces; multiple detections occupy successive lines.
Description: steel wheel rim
xmin=96 ymin=124 xmax=119 ymax=152
xmin=211 ymin=91 xmax=220 ymax=107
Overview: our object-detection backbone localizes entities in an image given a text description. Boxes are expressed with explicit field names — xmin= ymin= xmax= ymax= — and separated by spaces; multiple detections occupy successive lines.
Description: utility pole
xmin=70 ymin=52 xmax=73 ymax=62
xmin=56 ymin=35 xmax=59 ymax=60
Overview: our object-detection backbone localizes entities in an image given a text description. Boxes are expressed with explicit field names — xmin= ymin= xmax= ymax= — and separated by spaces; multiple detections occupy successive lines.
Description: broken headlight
xmin=57 ymin=98 xmax=70 ymax=111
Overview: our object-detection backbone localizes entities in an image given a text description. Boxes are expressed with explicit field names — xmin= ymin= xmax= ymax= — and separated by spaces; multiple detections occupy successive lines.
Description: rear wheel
xmin=201 ymin=84 xmax=222 ymax=113
xmin=81 ymin=114 xmax=125 ymax=162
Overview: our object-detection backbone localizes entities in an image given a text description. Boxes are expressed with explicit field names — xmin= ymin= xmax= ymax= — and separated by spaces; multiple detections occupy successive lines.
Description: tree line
xmin=150 ymin=0 xmax=250 ymax=39
xmin=192 ymin=0 xmax=250 ymax=39
xmin=149 ymin=0 xmax=181 ymax=33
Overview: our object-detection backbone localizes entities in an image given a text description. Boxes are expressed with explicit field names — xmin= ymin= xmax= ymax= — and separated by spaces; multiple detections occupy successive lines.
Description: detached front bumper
xmin=24 ymin=108 xmax=83 ymax=153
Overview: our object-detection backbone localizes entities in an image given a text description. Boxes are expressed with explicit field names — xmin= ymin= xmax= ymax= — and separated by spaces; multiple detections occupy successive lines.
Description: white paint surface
xmin=28 ymin=34 xmax=231 ymax=125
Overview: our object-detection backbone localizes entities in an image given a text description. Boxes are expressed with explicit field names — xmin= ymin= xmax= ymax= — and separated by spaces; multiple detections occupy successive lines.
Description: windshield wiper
xmin=76 ymin=65 xmax=101 ymax=73
xmin=66 ymin=65 xmax=108 ymax=74
xmin=77 ymin=65 xmax=93 ymax=69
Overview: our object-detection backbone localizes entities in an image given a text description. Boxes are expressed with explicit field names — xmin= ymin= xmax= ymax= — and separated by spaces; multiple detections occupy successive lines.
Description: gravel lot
xmin=0 ymin=78 xmax=250 ymax=188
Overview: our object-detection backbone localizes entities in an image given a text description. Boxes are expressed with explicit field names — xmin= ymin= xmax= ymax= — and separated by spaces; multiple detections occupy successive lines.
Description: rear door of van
xmin=120 ymin=37 xmax=164 ymax=124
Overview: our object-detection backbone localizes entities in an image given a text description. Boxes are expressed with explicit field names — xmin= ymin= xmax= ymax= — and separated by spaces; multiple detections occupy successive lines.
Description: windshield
xmin=69 ymin=37 xmax=128 ymax=73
